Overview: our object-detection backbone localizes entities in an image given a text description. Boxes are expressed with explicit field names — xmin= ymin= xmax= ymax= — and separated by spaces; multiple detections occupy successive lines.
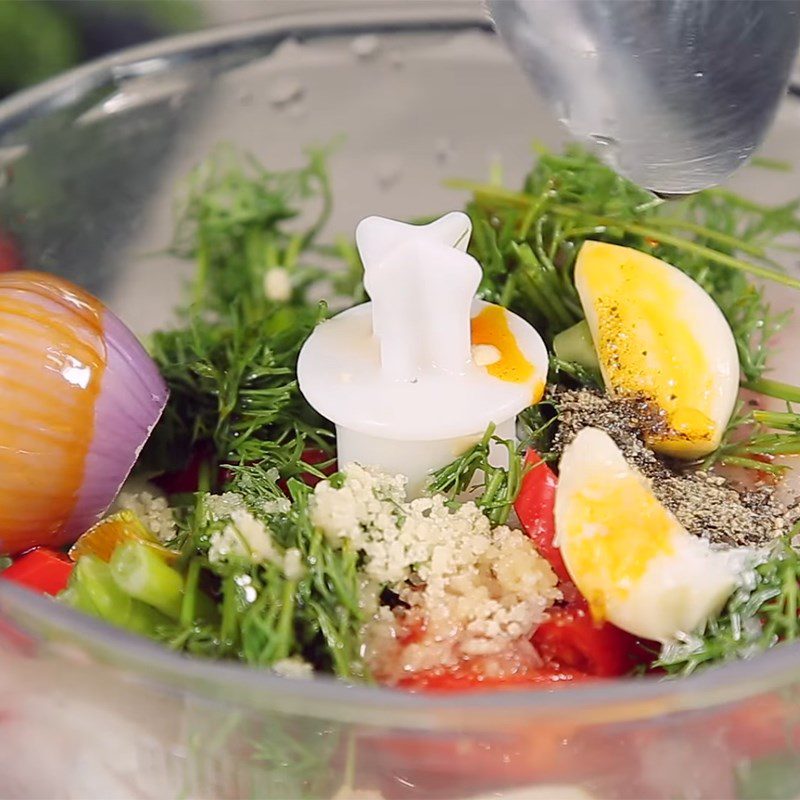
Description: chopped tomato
xmin=514 ymin=448 xmax=570 ymax=582
xmin=156 ymin=444 xmax=335 ymax=495
xmin=532 ymin=598 xmax=653 ymax=677
xmin=1 ymin=548 xmax=73 ymax=595
xmin=154 ymin=443 xmax=215 ymax=495
xmin=398 ymin=660 xmax=592 ymax=693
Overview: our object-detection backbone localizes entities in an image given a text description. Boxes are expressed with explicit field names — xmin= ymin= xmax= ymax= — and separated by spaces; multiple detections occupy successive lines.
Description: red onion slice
xmin=0 ymin=271 xmax=168 ymax=554
xmin=65 ymin=309 xmax=169 ymax=540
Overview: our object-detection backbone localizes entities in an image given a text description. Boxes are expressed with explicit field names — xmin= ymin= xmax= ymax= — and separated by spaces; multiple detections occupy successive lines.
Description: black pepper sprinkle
xmin=549 ymin=387 xmax=799 ymax=549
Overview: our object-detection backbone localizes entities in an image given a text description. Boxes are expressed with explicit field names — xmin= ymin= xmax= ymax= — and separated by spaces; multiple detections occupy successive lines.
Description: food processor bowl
xmin=2 ymin=3 xmax=800 ymax=798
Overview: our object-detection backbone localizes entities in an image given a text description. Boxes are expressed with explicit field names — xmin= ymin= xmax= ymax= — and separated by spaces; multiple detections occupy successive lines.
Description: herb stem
xmin=744 ymin=378 xmax=800 ymax=403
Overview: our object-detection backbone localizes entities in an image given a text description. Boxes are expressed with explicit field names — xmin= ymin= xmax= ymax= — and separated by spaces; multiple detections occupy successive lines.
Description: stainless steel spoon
xmin=487 ymin=0 xmax=800 ymax=194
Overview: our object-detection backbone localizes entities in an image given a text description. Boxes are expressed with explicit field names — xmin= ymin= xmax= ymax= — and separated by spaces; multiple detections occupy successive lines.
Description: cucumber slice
xmin=553 ymin=320 xmax=600 ymax=371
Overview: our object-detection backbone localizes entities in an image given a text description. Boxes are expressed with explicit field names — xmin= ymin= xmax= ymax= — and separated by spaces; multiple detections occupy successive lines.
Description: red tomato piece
xmin=295 ymin=447 xmax=337 ymax=488
xmin=157 ymin=445 xmax=335 ymax=495
xmin=0 ymin=233 xmax=22 ymax=272
xmin=1 ymin=548 xmax=73 ymax=595
xmin=532 ymin=599 xmax=653 ymax=677
xmin=154 ymin=443 xmax=215 ymax=495
xmin=398 ymin=661 xmax=592 ymax=693
xmin=514 ymin=448 xmax=570 ymax=582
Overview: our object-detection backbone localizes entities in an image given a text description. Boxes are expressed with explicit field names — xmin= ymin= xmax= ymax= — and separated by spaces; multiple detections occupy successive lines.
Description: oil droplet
xmin=351 ymin=34 xmax=380 ymax=60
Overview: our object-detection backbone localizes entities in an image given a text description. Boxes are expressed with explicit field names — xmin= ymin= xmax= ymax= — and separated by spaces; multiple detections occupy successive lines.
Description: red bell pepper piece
xmin=514 ymin=448 xmax=570 ymax=582
xmin=0 ymin=232 xmax=22 ymax=272
xmin=1 ymin=548 xmax=73 ymax=595
xmin=154 ymin=443 xmax=216 ymax=495
xmin=532 ymin=598 xmax=653 ymax=677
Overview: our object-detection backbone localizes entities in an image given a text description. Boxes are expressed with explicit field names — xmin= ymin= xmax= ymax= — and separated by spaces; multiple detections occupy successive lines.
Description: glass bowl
xmin=2 ymin=3 xmax=800 ymax=798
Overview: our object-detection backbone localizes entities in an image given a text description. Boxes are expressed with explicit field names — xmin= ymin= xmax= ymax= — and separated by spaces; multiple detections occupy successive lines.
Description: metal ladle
xmin=487 ymin=0 xmax=800 ymax=195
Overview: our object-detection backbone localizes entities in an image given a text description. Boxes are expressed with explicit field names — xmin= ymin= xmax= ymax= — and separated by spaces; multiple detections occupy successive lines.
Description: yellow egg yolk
xmin=579 ymin=243 xmax=716 ymax=456
xmin=471 ymin=306 xmax=541 ymax=401
xmin=561 ymin=472 xmax=676 ymax=622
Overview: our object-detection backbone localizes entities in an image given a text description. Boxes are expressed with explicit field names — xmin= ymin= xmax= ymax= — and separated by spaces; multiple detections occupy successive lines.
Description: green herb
xmin=141 ymin=147 xmax=340 ymax=480
xmin=172 ymin=143 xmax=333 ymax=320
xmin=450 ymin=145 xmax=800 ymax=384
xmin=158 ymin=467 xmax=368 ymax=680
xmin=428 ymin=424 xmax=525 ymax=526
xmin=704 ymin=403 xmax=800 ymax=474
xmin=657 ymin=535 xmax=800 ymax=676
xmin=518 ymin=399 xmax=561 ymax=463
xmin=142 ymin=301 xmax=332 ymax=480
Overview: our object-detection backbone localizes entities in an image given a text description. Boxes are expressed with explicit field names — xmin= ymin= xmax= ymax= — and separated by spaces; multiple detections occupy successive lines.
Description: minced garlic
xmin=116 ymin=489 xmax=177 ymax=542
xmin=203 ymin=492 xmax=300 ymax=578
xmin=272 ymin=657 xmax=314 ymax=679
xmin=310 ymin=463 xmax=561 ymax=682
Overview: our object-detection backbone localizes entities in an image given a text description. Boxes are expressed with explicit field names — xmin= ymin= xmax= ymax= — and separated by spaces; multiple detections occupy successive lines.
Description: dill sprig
xmin=141 ymin=301 xmax=333 ymax=480
xmin=428 ymin=425 xmax=525 ymax=526
xmin=172 ymin=143 xmax=332 ymax=320
xmin=141 ymin=148 xmax=339 ymax=480
xmin=159 ymin=467 xmax=367 ymax=680
xmin=705 ymin=403 xmax=800 ymax=475
xmin=657 ymin=535 xmax=800 ymax=676
xmin=450 ymin=145 xmax=799 ymax=383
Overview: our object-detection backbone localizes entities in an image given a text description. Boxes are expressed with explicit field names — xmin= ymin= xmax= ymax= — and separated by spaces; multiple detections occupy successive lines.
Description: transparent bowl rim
xmin=1 ymin=1 xmax=799 ymax=727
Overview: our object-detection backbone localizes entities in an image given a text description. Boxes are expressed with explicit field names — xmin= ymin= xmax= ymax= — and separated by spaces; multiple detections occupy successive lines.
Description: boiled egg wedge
xmin=575 ymin=241 xmax=739 ymax=459
xmin=554 ymin=428 xmax=738 ymax=642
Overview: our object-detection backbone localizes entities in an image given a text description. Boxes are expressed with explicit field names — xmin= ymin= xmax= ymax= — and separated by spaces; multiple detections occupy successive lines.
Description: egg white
xmin=555 ymin=428 xmax=739 ymax=642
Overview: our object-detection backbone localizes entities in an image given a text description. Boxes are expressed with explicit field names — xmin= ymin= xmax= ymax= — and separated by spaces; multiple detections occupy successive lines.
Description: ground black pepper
xmin=549 ymin=388 xmax=796 ymax=549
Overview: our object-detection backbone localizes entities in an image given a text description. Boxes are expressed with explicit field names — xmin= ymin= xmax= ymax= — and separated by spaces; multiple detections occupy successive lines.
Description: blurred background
xmin=0 ymin=0 xmax=323 ymax=99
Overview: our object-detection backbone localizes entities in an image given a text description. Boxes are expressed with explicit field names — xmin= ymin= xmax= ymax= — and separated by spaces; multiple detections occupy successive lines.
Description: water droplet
xmin=351 ymin=34 xmax=380 ymax=60
xmin=590 ymin=134 xmax=618 ymax=148
xmin=434 ymin=136 xmax=455 ymax=164
xmin=376 ymin=155 xmax=403 ymax=190
xmin=287 ymin=100 xmax=307 ymax=120
xmin=693 ymin=71 xmax=704 ymax=78
xmin=269 ymin=78 xmax=304 ymax=108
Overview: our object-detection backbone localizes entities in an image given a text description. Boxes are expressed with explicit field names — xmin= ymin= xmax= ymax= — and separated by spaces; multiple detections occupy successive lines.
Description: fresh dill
xmin=705 ymin=403 xmax=800 ymax=475
xmin=657 ymin=534 xmax=800 ymax=676
xmin=428 ymin=424 xmax=525 ymax=526
xmin=142 ymin=301 xmax=333 ymax=480
xmin=451 ymin=145 xmax=799 ymax=385
xmin=171 ymin=143 xmax=333 ymax=321
xmin=141 ymin=147 xmax=339 ymax=481
xmin=159 ymin=466 xmax=367 ymax=680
